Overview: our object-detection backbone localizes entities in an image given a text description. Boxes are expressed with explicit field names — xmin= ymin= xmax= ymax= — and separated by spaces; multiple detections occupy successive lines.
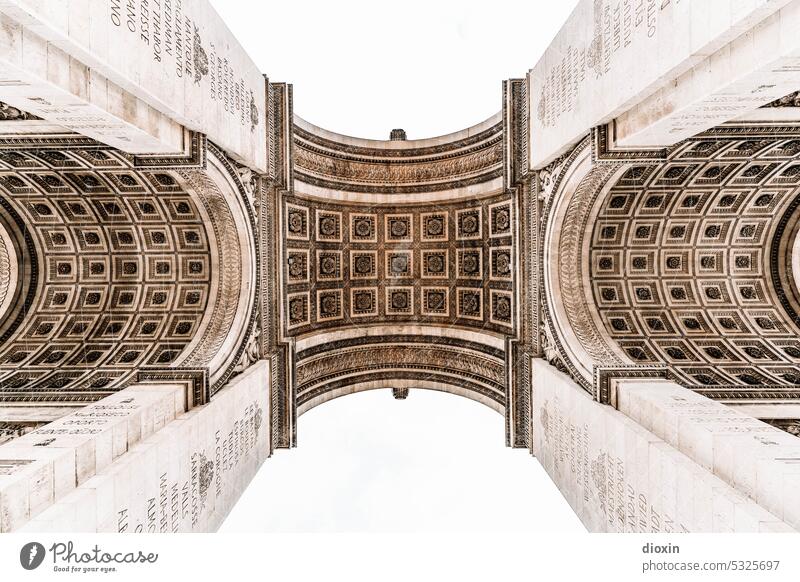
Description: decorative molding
xmin=200 ymin=146 xmax=261 ymax=393
xmin=592 ymin=365 xmax=669 ymax=405
xmin=0 ymin=421 xmax=43 ymax=445
xmin=265 ymin=83 xmax=295 ymax=450
xmin=508 ymin=341 xmax=531 ymax=448
xmin=0 ymin=194 xmax=37 ymax=347
xmin=761 ymin=418 xmax=800 ymax=436
xmin=137 ymin=368 xmax=209 ymax=409
xmin=0 ymin=136 xmax=99 ymax=149
xmin=762 ymin=91 xmax=800 ymax=108
xmin=293 ymin=122 xmax=503 ymax=194
xmin=295 ymin=335 xmax=506 ymax=410
xmin=132 ymin=131 xmax=207 ymax=170
xmin=177 ymin=166 xmax=242 ymax=372
xmin=556 ymin=159 xmax=624 ymax=368
xmin=503 ymin=78 xmax=529 ymax=185
xmin=770 ymin=189 xmax=800 ymax=329
xmin=592 ymin=124 xmax=667 ymax=163
xmin=392 ymin=387 xmax=409 ymax=399
xmin=691 ymin=387 xmax=800 ymax=400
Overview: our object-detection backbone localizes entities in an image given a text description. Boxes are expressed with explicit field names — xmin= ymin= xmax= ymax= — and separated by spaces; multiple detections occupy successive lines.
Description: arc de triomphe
xmin=0 ymin=0 xmax=800 ymax=533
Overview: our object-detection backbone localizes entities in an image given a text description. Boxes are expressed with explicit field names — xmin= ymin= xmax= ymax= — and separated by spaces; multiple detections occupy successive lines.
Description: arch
xmin=293 ymin=113 xmax=504 ymax=202
xmin=0 ymin=140 xmax=258 ymax=402
xmin=175 ymin=146 xmax=259 ymax=391
xmin=298 ymin=380 xmax=505 ymax=417
xmin=540 ymin=139 xmax=629 ymax=390
xmin=294 ymin=325 xmax=506 ymax=416
xmin=540 ymin=125 xmax=800 ymax=399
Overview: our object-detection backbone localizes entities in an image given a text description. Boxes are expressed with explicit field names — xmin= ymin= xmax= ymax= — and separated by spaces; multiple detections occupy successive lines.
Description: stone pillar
xmin=615 ymin=379 xmax=800 ymax=531
xmin=0 ymin=10 xmax=186 ymax=154
xmin=528 ymin=0 xmax=800 ymax=168
xmin=0 ymin=361 xmax=270 ymax=532
xmin=614 ymin=0 xmax=800 ymax=147
xmin=531 ymin=359 xmax=795 ymax=532
xmin=0 ymin=0 xmax=269 ymax=171
xmin=0 ymin=382 xmax=185 ymax=532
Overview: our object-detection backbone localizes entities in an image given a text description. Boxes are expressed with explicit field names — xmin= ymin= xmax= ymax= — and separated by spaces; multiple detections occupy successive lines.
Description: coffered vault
xmin=0 ymin=134 xmax=257 ymax=407
xmin=540 ymin=125 xmax=800 ymax=404
xmin=2 ymin=0 xmax=800 ymax=534
xmin=4 ymin=89 xmax=800 ymax=449
xmin=284 ymin=116 xmax=514 ymax=421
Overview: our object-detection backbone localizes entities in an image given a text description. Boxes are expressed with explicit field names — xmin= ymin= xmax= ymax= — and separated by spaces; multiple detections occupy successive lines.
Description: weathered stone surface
xmin=615 ymin=1 xmax=800 ymax=147
xmin=616 ymin=379 xmax=800 ymax=530
xmin=0 ymin=1 xmax=797 ymax=535
xmin=529 ymin=0 xmax=796 ymax=168
xmin=0 ymin=0 xmax=267 ymax=171
xmin=0 ymin=11 xmax=186 ymax=154
xmin=0 ymin=383 xmax=185 ymax=531
xmin=532 ymin=359 xmax=794 ymax=532
xmin=10 ymin=361 xmax=269 ymax=532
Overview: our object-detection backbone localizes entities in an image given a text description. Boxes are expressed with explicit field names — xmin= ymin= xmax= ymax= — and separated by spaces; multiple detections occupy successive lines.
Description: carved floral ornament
xmin=539 ymin=139 xmax=625 ymax=390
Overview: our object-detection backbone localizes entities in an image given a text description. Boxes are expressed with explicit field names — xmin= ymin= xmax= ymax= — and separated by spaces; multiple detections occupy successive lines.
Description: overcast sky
xmin=212 ymin=0 xmax=584 ymax=533
xmin=220 ymin=390 xmax=584 ymax=532
xmin=209 ymin=0 xmax=579 ymax=140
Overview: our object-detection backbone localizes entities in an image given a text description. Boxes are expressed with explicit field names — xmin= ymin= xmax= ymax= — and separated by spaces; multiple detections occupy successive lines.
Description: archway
xmin=220 ymin=389 xmax=583 ymax=532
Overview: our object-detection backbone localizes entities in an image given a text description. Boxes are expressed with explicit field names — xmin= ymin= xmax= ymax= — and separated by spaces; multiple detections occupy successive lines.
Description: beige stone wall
xmin=531 ymin=359 xmax=794 ymax=532
xmin=0 ymin=0 xmax=268 ymax=170
xmin=616 ymin=379 xmax=800 ymax=531
xmin=0 ymin=361 xmax=270 ymax=533
xmin=529 ymin=0 xmax=800 ymax=167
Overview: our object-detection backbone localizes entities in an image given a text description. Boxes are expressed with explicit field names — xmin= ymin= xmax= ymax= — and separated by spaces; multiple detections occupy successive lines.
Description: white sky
xmin=220 ymin=390 xmax=584 ymax=532
xmin=212 ymin=0 xmax=584 ymax=532
xmin=210 ymin=0 xmax=579 ymax=140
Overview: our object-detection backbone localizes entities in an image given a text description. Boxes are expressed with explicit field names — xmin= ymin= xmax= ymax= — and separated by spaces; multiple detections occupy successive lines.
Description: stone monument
xmin=0 ymin=0 xmax=798 ymax=533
